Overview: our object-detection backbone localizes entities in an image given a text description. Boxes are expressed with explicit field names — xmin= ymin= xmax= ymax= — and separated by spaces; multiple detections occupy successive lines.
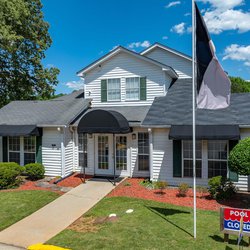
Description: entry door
xmin=115 ymin=135 xmax=129 ymax=176
xmin=95 ymin=135 xmax=113 ymax=175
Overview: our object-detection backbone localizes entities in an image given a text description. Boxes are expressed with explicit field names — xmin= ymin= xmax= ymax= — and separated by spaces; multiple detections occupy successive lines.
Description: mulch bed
xmin=107 ymin=178 xmax=250 ymax=211
xmin=1 ymin=173 xmax=93 ymax=194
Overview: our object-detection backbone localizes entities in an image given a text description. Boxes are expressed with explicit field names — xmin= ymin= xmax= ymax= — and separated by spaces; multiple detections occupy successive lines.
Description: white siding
xmin=64 ymin=128 xmax=74 ymax=176
xmin=84 ymin=52 xmax=172 ymax=107
xmin=0 ymin=136 xmax=2 ymax=162
xmin=42 ymin=128 xmax=62 ymax=177
xmin=144 ymin=47 xmax=192 ymax=79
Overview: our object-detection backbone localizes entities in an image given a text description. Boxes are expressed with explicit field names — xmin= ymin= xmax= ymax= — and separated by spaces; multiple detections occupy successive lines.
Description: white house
xmin=0 ymin=43 xmax=249 ymax=191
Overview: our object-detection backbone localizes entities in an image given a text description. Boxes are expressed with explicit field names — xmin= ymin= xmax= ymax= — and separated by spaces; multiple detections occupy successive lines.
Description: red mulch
xmin=108 ymin=178 xmax=250 ymax=211
xmin=1 ymin=173 xmax=93 ymax=194
xmin=51 ymin=173 xmax=93 ymax=187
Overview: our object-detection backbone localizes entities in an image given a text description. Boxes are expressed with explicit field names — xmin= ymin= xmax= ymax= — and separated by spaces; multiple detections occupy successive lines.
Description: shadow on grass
xmin=146 ymin=206 xmax=192 ymax=237
xmin=209 ymin=234 xmax=249 ymax=248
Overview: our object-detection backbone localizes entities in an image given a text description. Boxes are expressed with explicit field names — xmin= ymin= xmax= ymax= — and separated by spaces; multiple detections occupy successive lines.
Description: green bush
xmin=177 ymin=183 xmax=189 ymax=197
xmin=25 ymin=163 xmax=45 ymax=180
xmin=155 ymin=181 xmax=168 ymax=190
xmin=208 ymin=176 xmax=237 ymax=200
xmin=0 ymin=162 xmax=22 ymax=189
xmin=197 ymin=186 xmax=208 ymax=198
xmin=228 ymin=138 xmax=250 ymax=175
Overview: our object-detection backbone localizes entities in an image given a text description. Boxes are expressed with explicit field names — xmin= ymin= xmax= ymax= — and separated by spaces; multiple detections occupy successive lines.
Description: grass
xmin=48 ymin=197 xmax=247 ymax=250
xmin=0 ymin=190 xmax=59 ymax=231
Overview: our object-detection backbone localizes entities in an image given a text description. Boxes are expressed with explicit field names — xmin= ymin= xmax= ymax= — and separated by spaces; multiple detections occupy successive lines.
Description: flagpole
xmin=192 ymin=0 xmax=197 ymax=239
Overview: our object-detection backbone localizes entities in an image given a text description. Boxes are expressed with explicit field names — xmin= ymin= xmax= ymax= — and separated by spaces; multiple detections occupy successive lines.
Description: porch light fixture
xmin=132 ymin=133 xmax=136 ymax=140
xmin=88 ymin=133 xmax=93 ymax=139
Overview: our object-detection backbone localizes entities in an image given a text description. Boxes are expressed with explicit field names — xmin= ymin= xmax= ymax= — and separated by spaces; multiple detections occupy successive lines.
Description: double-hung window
xmin=126 ymin=77 xmax=140 ymax=100
xmin=138 ymin=132 xmax=149 ymax=171
xmin=208 ymin=140 xmax=228 ymax=178
xmin=107 ymin=78 xmax=121 ymax=101
xmin=183 ymin=140 xmax=202 ymax=178
xmin=8 ymin=136 xmax=36 ymax=165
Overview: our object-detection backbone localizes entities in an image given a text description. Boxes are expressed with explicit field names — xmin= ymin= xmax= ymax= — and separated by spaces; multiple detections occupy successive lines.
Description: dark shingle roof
xmin=73 ymin=106 xmax=150 ymax=127
xmin=0 ymin=90 xmax=91 ymax=126
xmin=142 ymin=79 xmax=250 ymax=126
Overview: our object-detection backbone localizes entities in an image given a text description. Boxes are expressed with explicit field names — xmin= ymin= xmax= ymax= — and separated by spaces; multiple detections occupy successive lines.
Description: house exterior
xmin=0 ymin=42 xmax=249 ymax=191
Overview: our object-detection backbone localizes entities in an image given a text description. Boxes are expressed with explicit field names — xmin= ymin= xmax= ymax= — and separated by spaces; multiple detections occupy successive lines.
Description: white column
xmin=60 ymin=127 xmax=66 ymax=177
xmin=148 ymin=128 xmax=153 ymax=181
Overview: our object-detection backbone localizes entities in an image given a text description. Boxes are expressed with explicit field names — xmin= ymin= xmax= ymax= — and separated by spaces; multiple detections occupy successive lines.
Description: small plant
xmin=208 ymin=176 xmax=237 ymax=200
xmin=0 ymin=162 xmax=23 ymax=189
xmin=140 ymin=179 xmax=155 ymax=189
xmin=197 ymin=186 xmax=208 ymax=198
xmin=177 ymin=183 xmax=189 ymax=197
xmin=25 ymin=163 xmax=45 ymax=180
xmin=155 ymin=181 xmax=168 ymax=194
xmin=123 ymin=181 xmax=131 ymax=187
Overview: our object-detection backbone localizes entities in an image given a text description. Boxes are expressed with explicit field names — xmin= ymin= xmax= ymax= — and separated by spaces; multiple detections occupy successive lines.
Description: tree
xmin=228 ymin=138 xmax=250 ymax=175
xmin=230 ymin=76 xmax=250 ymax=93
xmin=0 ymin=0 xmax=60 ymax=108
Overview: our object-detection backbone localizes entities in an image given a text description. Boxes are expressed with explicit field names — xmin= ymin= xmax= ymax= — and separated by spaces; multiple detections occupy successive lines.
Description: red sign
xmin=223 ymin=208 xmax=250 ymax=233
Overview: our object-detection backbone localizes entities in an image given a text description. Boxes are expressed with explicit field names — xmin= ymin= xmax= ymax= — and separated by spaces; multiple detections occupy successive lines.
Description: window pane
xmin=116 ymin=136 xmax=127 ymax=170
xmin=24 ymin=136 xmax=36 ymax=152
xmin=24 ymin=153 xmax=35 ymax=165
xmin=208 ymin=141 xmax=227 ymax=160
xmin=98 ymin=136 xmax=109 ymax=169
xmin=107 ymin=78 xmax=121 ymax=101
xmin=138 ymin=132 xmax=149 ymax=171
xmin=183 ymin=140 xmax=202 ymax=159
xmin=78 ymin=134 xmax=87 ymax=167
xmin=208 ymin=161 xmax=227 ymax=178
xmin=9 ymin=137 xmax=20 ymax=151
xmin=183 ymin=160 xmax=202 ymax=178
xmin=126 ymin=77 xmax=139 ymax=100
xmin=9 ymin=152 xmax=20 ymax=164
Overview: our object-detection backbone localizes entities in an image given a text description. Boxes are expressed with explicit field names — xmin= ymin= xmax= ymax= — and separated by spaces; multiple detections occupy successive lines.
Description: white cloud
xmin=128 ymin=40 xmax=151 ymax=49
xmin=196 ymin=0 xmax=250 ymax=34
xmin=165 ymin=1 xmax=181 ymax=8
xmin=162 ymin=36 xmax=169 ymax=40
xmin=65 ymin=80 xmax=84 ymax=90
xmin=110 ymin=45 xmax=119 ymax=51
xmin=197 ymin=0 xmax=244 ymax=10
xmin=170 ymin=22 xmax=191 ymax=34
xmin=223 ymin=44 xmax=250 ymax=67
xmin=184 ymin=12 xmax=191 ymax=16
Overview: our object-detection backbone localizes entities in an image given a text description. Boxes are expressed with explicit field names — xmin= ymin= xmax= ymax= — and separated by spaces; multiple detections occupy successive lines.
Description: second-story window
xmin=107 ymin=78 xmax=121 ymax=101
xmin=126 ymin=77 xmax=140 ymax=100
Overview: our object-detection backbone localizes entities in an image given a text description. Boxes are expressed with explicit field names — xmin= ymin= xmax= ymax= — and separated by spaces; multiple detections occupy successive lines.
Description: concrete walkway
xmin=0 ymin=178 xmax=118 ymax=249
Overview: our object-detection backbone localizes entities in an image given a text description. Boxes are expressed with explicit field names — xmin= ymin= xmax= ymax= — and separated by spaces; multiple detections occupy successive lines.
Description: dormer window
xmin=126 ymin=77 xmax=140 ymax=100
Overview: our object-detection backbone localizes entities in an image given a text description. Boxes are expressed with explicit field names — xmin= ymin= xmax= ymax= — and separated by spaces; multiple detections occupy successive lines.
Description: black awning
xmin=0 ymin=125 xmax=42 ymax=136
xmin=169 ymin=125 xmax=240 ymax=140
xmin=77 ymin=109 xmax=131 ymax=134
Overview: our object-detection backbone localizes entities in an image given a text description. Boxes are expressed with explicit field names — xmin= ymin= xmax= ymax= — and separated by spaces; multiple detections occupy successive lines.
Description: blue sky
xmin=42 ymin=0 xmax=250 ymax=94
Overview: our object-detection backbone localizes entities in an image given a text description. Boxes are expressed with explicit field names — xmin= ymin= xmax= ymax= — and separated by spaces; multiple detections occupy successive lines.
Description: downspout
xmin=148 ymin=128 xmax=153 ymax=181
xmin=69 ymin=126 xmax=75 ymax=172
xmin=60 ymin=126 xmax=66 ymax=177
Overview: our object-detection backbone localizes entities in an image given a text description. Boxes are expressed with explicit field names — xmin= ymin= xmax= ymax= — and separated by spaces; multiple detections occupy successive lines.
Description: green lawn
xmin=48 ymin=197 xmax=247 ymax=250
xmin=0 ymin=190 xmax=59 ymax=231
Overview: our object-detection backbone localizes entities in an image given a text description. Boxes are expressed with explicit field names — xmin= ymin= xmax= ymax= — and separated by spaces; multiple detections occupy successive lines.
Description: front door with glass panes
xmin=95 ymin=135 xmax=113 ymax=175
xmin=95 ymin=135 xmax=129 ymax=176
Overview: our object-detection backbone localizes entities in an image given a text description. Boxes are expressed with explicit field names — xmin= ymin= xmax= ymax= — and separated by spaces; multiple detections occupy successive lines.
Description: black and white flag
xmin=195 ymin=3 xmax=231 ymax=109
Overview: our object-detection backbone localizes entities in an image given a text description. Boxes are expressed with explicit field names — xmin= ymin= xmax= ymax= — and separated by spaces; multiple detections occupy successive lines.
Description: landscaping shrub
xmin=140 ymin=179 xmax=155 ymax=189
xmin=25 ymin=163 xmax=45 ymax=180
xmin=155 ymin=181 xmax=168 ymax=193
xmin=0 ymin=162 xmax=22 ymax=189
xmin=197 ymin=186 xmax=208 ymax=198
xmin=177 ymin=183 xmax=189 ymax=197
xmin=208 ymin=176 xmax=237 ymax=200
xmin=228 ymin=137 xmax=250 ymax=175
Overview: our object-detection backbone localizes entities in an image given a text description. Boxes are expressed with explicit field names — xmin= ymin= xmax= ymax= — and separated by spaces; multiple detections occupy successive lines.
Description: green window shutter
xmin=2 ymin=137 xmax=8 ymax=162
xmin=140 ymin=77 xmax=147 ymax=101
xmin=101 ymin=79 xmax=107 ymax=102
xmin=228 ymin=140 xmax=238 ymax=182
xmin=173 ymin=140 xmax=182 ymax=177
xmin=36 ymin=136 xmax=42 ymax=164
